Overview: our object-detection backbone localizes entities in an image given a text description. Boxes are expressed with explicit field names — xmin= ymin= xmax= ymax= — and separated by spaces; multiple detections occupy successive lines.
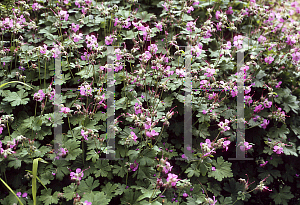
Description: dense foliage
xmin=0 ymin=0 xmax=300 ymax=204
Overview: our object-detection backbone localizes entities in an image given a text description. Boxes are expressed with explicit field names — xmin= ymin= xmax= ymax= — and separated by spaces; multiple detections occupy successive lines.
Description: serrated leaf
xmin=208 ymin=156 xmax=233 ymax=181
xmin=101 ymin=182 xmax=118 ymax=199
xmin=270 ymin=186 xmax=294 ymax=205
xmin=78 ymin=176 xmax=100 ymax=194
xmin=94 ymin=160 xmax=112 ymax=178
xmin=3 ymin=89 xmax=29 ymax=106
xmin=63 ymin=183 xmax=77 ymax=201
xmin=39 ymin=189 xmax=59 ymax=205
xmin=185 ymin=163 xmax=200 ymax=178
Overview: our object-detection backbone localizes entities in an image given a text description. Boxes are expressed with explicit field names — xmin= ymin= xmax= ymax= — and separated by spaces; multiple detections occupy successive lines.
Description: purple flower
xmin=186 ymin=21 xmax=196 ymax=32
xmin=212 ymin=167 xmax=216 ymax=171
xmin=273 ymin=145 xmax=283 ymax=154
xmin=202 ymin=110 xmax=208 ymax=114
xmin=215 ymin=10 xmax=221 ymax=20
xmin=155 ymin=22 xmax=163 ymax=31
xmin=240 ymin=142 xmax=252 ymax=151
xmin=183 ymin=192 xmax=188 ymax=197
xmin=83 ymin=200 xmax=92 ymax=205
xmin=254 ymin=104 xmax=264 ymax=113
xmin=223 ymin=140 xmax=230 ymax=151
xmin=22 ymin=192 xmax=28 ymax=198
xmin=59 ymin=107 xmax=71 ymax=114
xmin=162 ymin=161 xmax=173 ymax=174
xmin=260 ymin=119 xmax=269 ymax=129
xmin=105 ymin=34 xmax=115 ymax=45
xmin=275 ymin=81 xmax=282 ymax=88
xmin=59 ymin=10 xmax=69 ymax=21
xmin=264 ymin=56 xmax=274 ymax=64
xmin=292 ymin=52 xmax=300 ymax=62
xmin=167 ymin=173 xmax=179 ymax=187
xmin=146 ymin=130 xmax=159 ymax=138
xmin=0 ymin=127 xmax=3 ymax=135
xmin=70 ymin=168 xmax=84 ymax=181
xmin=260 ymin=161 xmax=268 ymax=167
xmin=187 ymin=6 xmax=194 ymax=13
xmin=130 ymin=160 xmax=139 ymax=171
xmin=226 ymin=7 xmax=233 ymax=15
xmin=148 ymin=44 xmax=158 ymax=54
xmin=81 ymin=129 xmax=88 ymax=141
xmin=71 ymin=23 xmax=80 ymax=33
xmin=34 ymin=90 xmax=46 ymax=102
xmin=130 ymin=131 xmax=138 ymax=142
xmin=16 ymin=192 xmax=22 ymax=197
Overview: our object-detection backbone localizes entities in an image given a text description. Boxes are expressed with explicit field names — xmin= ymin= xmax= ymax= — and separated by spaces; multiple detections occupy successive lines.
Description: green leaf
xmin=3 ymin=89 xmax=29 ymax=106
xmin=282 ymin=95 xmax=299 ymax=114
xmin=136 ymin=186 xmax=161 ymax=202
xmin=39 ymin=189 xmax=59 ymax=205
xmin=101 ymin=182 xmax=118 ymax=199
xmin=94 ymin=160 xmax=112 ymax=178
xmin=219 ymin=196 xmax=233 ymax=205
xmin=270 ymin=186 xmax=294 ymax=205
xmin=8 ymin=159 xmax=22 ymax=169
xmin=185 ymin=163 xmax=200 ymax=178
xmin=208 ymin=156 xmax=233 ymax=181
xmin=78 ymin=176 xmax=100 ymax=194
xmin=53 ymin=160 xmax=70 ymax=181
xmin=267 ymin=124 xmax=290 ymax=140
xmin=81 ymin=192 xmax=110 ymax=205
xmin=63 ymin=183 xmax=77 ymax=201
xmin=113 ymin=161 xmax=127 ymax=177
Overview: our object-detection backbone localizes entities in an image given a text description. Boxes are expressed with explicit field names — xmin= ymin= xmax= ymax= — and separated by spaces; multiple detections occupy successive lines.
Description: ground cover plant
xmin=0 ymin=0 xmax=300 ymax=204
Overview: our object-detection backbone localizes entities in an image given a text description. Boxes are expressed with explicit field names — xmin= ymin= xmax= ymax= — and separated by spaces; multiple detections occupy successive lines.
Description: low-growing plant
xmin=0 ymin=0 xmax=300 ymax=204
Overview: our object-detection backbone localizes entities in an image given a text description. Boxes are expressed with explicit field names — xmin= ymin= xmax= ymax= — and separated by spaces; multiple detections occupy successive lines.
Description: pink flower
xmin=155 ymin=22 xmax=163 ymax=31
xmin=71 ymin=23 xmax=80 ymax=33
xmin=212 ymin=167 xmax=216 ymax=171
xmin=233 ymin=35 xmax=244 ymax=49
xmin=81 ymin=129 xmax=88 ymax=141
xmin=176 ymin=69 xmax=185 ymax=77
xmin=0 ymin=127 xmax=3 ymax=135
xmin=260 ymin=161 xmax=268 ymax=167
xmin=226 ymin=7 xmax=233 ymax=15
xmin=105 ymin=34 xmax=115 ymax=45
xmin=183 ymin=192 xmax=188 ymax=197
xmin=223 ymin=140 xmax=230 ymax=151
xmin=114 ymin=17 xmax=120 ymax=27
xmin=148 ymin=44 xmax=158 ymax=54
xmin=60 ymin=107 xmax=71 ymax=114
xmin=146 ymin=130 xmax=159 ymax=138
xmin=59 ymin=10 xmax=69 ymax=21
xmin=215 ymin=10 xmax=221 ymax=20
xmin=130 ymin=160 xmax=139 ymax=171
xmin=202 ymin=110 xmax=207 ymax=114
xmin=240 ymin=142 xmax=252 ymax=151
xmin=264 ymin=56 xmax=274 ymax=64
xmin=73 ymin=33 xmax=83 ymax=42
xmin=254 ymin=104 xmax=264 ymax=113
xmin=275 ymin=81 xmax=282 ymax=88
xmin=166 ymin=173 xmax=179 ymax=187
xmin=162 ymin=161 xmax=173 ymax=174
xmin=187 ymin=6 xmax=194 ymax=13
xmin=186 ymin=21 xmax=196 ymax=32
xmin=292 ymin=52 xmax=300 ymax=62
xmin=83 ymin=200 xmax=92 ymax=205
xmin=70 ymin=168 xmax=84 ymax=181
xmin=16 ymin=192 xmax=22 ymax=197
xmin=260 ymin=119 xmax=269 ymax=129
xmin=273 ymin=145 xmax=283 ymax=154
xmin=34 ymin=90 xmax=46 ymax=102
xmin=130 ymin=131 xmax=138 ymax=142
